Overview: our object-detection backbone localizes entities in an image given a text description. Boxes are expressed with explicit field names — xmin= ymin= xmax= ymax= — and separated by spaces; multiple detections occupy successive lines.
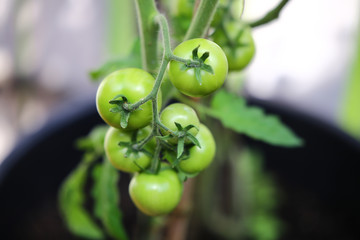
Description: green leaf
xmin=76 ymin=125 xmax=108 ymax=155
xmin=92 ymin=159 xmax=129 ymax=240
xmin=89 ymin=40 xmax=141 ymax=81
xmin=211 ymin=90 xmax=303 ymax=147
xmin=58 ymin=155 xmax=104 ymax=239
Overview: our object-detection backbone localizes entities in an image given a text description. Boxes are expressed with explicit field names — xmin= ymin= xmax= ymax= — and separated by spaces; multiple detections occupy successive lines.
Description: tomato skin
xmin=169 ymin=38 xmax=228 ymax=97
xmin=213 ymin=24 xmax=255 ymax=71
xmin=179 ymin=124 xmax=216 ymax=174
xmin=104 ymin=126 xmax=154 ymax=173
xmin=129 ymin=167 xmax=183 ymax=216
xmin=160 ymin=103 xmax=200 ymax=143
xmin=96 ymin=68 xmax=162 ymax=131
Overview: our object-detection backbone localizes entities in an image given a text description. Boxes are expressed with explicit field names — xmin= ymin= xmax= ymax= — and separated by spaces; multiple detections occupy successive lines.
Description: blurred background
xmin=0 ymin=0 xmax=359 ymax=163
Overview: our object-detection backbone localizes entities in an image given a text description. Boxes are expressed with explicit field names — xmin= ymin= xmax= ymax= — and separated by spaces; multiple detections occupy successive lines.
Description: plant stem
xmin=248 ymin=0 xmax=290 ymax=28
xmin=184 ymin=0 xmax=219 ymax=40
xmin=134 ymin=0 xmax=159 ymax=74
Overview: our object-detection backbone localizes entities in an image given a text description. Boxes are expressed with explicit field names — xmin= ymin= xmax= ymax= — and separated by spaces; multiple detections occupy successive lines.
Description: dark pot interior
xmin=0 ymin=98 xmax=359 ymax=240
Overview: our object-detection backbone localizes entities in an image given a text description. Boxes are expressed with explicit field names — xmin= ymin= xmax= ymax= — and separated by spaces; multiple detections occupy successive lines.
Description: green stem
xmin=134 ymin=0 xmax=159 ymax=74
xmin=126 ymin=14 xmax=173 ymax=111
xmin=156 ymin=120 xmax=176 ymax=135
xmin=248 ymin=0 xmax=290 ymax=28
xmin=133 ymin=131 xmax=154 ymax=150
xmin=150 ymin=98 xmax=162 ymax=173
xmin=185 ymin=0 xmax=219 ymax=40
xmin=156 ymin=15 xmax=172 ymax=59
xmin=126 ymin=48 xmax=169 ymax=111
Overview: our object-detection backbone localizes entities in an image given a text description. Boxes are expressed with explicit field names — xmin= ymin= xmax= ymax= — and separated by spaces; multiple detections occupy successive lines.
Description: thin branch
xmin=248 ymin=0 xmax=290 ymax=28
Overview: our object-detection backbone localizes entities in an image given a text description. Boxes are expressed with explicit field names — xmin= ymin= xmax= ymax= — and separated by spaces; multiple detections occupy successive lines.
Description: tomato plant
xmin=179 ymin=124 xmax=215 ymax=174
xmin=60 ymin=0 xmax=301 ymax=238
xmin=129 ymin=166 xmax=183 ymax=216
xmin=96 ymin=68 xmax=162 ymax=131
xmin=168 ymin=38 xmax=228 ymax=97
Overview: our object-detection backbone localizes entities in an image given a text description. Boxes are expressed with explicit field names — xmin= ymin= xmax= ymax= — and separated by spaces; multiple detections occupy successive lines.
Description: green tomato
xmin=96 ymin=68 xmax=162 ymax=131
xmin=104 ymin=126 xmax=155 ymax=173
xmin=169 ymin=38 xmax=228 ymax=97
xmin=179 ymin=124 xmax=216 ymax=174
xmin=213 ymin=23 xmax=255 ymax=71
xmin=160 ymin=103 xmax=200 ymax=143
xmin=129 ymin=167 xmax=183 ymax=216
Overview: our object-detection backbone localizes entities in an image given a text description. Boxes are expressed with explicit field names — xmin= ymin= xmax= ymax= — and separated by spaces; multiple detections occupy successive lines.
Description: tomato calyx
xmin=158 ymin=122 xmax=201 ymax=159
xmin=180 ymin=45 xmax=214 ymax=85
xmin=109 ymin=94 xmax=139 ymax=129
xmin=163 ymin=150 xmax=200 ymax=183
xmin=117 ymin=130 xmax=153 ymax=171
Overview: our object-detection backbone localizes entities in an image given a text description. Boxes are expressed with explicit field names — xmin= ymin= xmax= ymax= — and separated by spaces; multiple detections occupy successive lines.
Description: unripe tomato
xmin=160 ymin=103 xmax=200 ymax=143
xmin=179 ymin=124 xmax=216 ymax=174
xmin=212 ymin=23 xmax=255 ymax=71
xmin=129 ymin=167 xmax=183 ymax=216
xmin=169 ymin=38 xmax=228 ymax=97
xmin=96 ymin=68 xmax=162 ymax=131
xmin=104 ymin=126 xmax=155 ymax=173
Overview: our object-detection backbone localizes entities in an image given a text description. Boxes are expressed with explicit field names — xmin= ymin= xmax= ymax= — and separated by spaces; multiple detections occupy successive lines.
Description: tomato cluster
xmin=96 ymin=38 xmax=224 ymax=216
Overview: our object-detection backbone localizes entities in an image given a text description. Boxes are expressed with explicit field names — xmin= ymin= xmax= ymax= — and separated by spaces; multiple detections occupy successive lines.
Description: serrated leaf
xmin=92 ymin=160 xmax=128 ymax=240
xmin=76 ymin=125 xmax=108 ymax=154
xmin=211 ymin=90 xmax=303 ymax=147
xmin=59 ymin=156 xmax=104 ymax=239
xmin=89 ymin=40 xmax=141 ymax=81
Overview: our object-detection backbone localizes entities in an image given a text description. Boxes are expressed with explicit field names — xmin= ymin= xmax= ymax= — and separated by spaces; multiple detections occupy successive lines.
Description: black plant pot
xmin=0 ymin=97 xmax=359 ymax=240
